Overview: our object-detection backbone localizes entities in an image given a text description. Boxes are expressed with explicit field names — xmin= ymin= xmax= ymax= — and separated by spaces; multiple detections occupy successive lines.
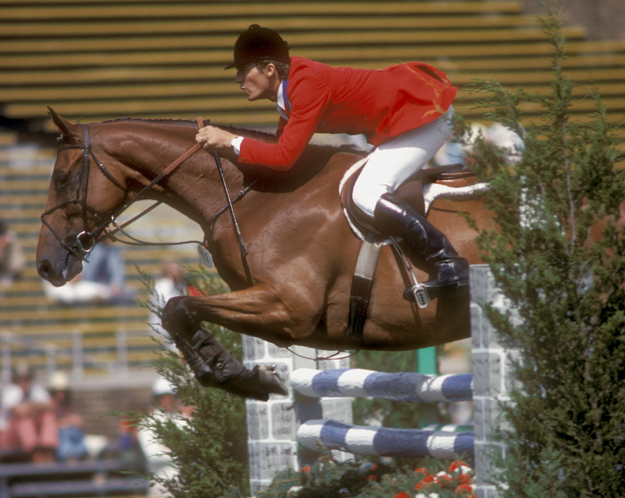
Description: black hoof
xmin=223 ymin=365 xmax=288 ymax=401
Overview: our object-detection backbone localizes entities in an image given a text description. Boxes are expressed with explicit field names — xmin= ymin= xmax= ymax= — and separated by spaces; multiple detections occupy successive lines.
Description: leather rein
xmin=41 ymin=117 xmax=251 ymax=262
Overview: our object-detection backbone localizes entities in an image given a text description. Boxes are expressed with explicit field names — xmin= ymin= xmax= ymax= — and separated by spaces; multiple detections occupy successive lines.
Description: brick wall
xmin=521 ymin=0 xmax=625 ymax=40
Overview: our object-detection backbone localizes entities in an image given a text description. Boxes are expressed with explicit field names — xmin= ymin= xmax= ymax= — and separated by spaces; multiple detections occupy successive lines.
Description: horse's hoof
xmin=222 ymin=365 xmax=288 ymax=401
xmin=256 ymin=365 xmax=289 ymax=396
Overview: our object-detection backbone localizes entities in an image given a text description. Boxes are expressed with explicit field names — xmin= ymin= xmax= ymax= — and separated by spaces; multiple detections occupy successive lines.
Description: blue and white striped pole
xmin=297 ymin=419 xmax=474 ymax=459
xmin=291 ymin=368 xmax=473 ymax=403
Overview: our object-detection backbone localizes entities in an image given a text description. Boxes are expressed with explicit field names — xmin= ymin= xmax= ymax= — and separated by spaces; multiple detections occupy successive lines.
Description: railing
xmin=0 ymin=329 xmax=155 ymax=382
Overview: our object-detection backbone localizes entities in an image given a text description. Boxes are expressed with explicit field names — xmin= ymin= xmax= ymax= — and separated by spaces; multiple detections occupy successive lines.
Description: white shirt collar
xmin=276 ymin=79 xmax=289 ymax=120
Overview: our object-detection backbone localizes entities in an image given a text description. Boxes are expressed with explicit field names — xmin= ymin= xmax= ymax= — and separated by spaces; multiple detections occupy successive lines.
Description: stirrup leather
xmin=389 ymin=237 xmax=431 ymax=309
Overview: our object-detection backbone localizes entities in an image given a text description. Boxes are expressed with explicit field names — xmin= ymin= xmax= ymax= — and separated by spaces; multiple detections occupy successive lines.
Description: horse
xmin=36 ymin=109 xmax=492 ymax=400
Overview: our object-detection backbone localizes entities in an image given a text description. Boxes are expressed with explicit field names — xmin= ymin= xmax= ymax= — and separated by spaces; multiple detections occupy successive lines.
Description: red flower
xmin=449 ymin=461 xmax=470 ymax=473
xmin=455 ymin=473 xmax=473 ymax=485
xmin=414 ymin=467 xmax=430 ymax=477
xmin=415 ymin=474 xmax=436 ymax=490
xmin=365 ymin=475 xmax=377 ymax=482
xmin=301 ymin=466 xmax=310 ymax=474
xmin=394 ymin=493 xmax=411 ymax=498
xmin=437 ymin=473 xmax=454 ymax=488
xmin=455 ymin=483 xmax=475 ymax=495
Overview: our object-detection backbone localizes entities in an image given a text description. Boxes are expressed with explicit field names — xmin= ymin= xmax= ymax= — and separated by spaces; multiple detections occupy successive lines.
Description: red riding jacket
xmin=237 ymin=56 xmax=457 ymax=171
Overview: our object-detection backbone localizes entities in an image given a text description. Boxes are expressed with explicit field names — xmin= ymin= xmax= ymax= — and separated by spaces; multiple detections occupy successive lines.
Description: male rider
xmin=196 ymin=24 xmax=468 ymax=299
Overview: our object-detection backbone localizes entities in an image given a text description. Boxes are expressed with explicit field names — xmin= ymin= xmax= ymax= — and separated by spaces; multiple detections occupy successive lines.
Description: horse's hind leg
xmin=162 ymin=297 xmax=288 ymax=401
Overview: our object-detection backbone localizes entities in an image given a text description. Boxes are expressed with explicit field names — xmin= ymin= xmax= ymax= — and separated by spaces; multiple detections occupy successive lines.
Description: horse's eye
xmin=53 ymin=170 xmax=71 ymax=188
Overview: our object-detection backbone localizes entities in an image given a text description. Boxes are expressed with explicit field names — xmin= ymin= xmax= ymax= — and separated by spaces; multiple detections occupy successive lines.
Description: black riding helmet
xmin=225 ymin=24 xmax=290 ymax=70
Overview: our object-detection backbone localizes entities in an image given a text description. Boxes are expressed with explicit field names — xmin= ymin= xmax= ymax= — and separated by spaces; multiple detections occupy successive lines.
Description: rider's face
xmin=235 ymin=63 xmax=278 ymax=102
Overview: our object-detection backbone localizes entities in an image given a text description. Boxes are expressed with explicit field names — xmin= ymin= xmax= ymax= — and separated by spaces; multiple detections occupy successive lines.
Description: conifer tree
xmin=462 ymin=8 xmax=625 ymax=497
xmin=134 ymin=269 xmax=250 ymax=498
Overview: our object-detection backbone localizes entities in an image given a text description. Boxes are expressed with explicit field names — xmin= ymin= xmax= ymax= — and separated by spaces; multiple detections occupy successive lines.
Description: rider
xmin=196 ymin=24 xmax=469 ymax=299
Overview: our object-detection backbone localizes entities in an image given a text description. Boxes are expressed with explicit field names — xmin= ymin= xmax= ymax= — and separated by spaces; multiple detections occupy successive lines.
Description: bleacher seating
xmin=0 ymin=459 xmax=148 ymax=498
xmin=1 ymin=0 xmax=624 ymax=133
xmin=1 ymin=0 xmax=624 ymax=380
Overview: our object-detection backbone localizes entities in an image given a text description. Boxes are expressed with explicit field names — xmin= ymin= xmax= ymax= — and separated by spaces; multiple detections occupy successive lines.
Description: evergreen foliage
xmin=135 ymin=268 xmax=250 ymax=498
xmin=460 ymin=8 xmax=625 ymax=497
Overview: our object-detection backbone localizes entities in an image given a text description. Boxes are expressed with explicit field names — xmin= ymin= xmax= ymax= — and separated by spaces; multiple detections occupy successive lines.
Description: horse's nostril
xmin=37 ymin=259 xmax=53 ymax=278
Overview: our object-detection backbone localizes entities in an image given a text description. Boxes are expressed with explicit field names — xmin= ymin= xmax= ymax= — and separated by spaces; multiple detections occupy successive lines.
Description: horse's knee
xmin=161 ymin=296 xmax=193 ymax=333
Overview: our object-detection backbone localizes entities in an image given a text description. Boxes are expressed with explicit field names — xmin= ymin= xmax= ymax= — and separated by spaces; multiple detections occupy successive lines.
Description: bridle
xmin=41 ymin=123 xmax=128 ymax=260
xmin=41 ymin=117 xmax=250 ymax=262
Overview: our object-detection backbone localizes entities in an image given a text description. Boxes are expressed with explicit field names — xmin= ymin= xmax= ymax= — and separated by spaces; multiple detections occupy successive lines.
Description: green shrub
xmin=462 ymin=7 xmax=625 ymax=497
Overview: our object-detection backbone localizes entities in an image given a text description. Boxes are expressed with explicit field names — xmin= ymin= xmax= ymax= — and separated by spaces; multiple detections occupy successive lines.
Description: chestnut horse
xmin=37 ymin=109 xmax=490 ymax=399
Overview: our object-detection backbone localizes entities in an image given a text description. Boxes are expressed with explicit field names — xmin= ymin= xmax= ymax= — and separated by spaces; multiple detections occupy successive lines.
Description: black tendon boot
xmin=176 ymin=329 xmax=288 ymax=401
xmin=373 ymin=193 xmax=469 ymax=301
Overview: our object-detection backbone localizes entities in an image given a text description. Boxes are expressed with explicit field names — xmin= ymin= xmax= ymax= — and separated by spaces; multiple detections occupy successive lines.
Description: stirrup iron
xmin=404 ymin=283 xmax=430 ymax=309
xmin=389 ymin=238 xmax=430 ymax=309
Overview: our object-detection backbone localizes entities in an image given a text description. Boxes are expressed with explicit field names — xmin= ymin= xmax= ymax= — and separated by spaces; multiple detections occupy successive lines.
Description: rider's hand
xmin=196 ymin=125 xmax=236 ymax=150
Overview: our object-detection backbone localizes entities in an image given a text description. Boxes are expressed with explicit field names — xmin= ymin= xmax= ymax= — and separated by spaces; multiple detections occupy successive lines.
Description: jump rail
xmin=292 ymin=367 xmax=475 ymax=460
xmin=297 ymin=419 xmax=474 ymax=459
xmin=291 ymin=367 xmax=473 ymax=403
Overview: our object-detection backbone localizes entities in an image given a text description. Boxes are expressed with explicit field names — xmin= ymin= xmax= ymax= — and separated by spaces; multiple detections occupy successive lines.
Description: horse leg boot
xmin=372 ymin=193 xmax=469 ymax=300
xmin=173 ymin=329 xmax=288 ymax=401
xmin=161 ymin=297 xmax=287 ymax=400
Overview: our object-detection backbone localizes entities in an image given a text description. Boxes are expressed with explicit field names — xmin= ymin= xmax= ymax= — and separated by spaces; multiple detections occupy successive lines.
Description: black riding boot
xmin=175 ymin=330 xmax=288 ymax=401
xmin=373 ymin=193 xmax=469 ymax=300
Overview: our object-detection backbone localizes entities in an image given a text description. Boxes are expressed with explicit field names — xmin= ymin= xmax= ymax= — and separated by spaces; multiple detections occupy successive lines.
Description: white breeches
xmin=352 ymin=105 xmax=455 ymax=218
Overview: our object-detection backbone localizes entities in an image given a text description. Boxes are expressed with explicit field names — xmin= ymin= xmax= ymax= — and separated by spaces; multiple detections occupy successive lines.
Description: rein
xmin=212 ymin=150 xmax=249 ymax=258
xmin=43 ymin=117 xmax=251 ymax=263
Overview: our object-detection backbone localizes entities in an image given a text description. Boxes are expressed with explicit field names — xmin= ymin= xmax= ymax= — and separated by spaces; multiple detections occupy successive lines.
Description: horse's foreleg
xmin=174 ymin=328 xmax=287 ymax=401
xmin=161 ymin=288 xmax=294 ymax=401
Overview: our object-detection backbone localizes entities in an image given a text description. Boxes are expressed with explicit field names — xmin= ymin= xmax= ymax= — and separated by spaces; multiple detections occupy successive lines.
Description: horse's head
xmin=37 ymin=108 xmax=129 ymax=286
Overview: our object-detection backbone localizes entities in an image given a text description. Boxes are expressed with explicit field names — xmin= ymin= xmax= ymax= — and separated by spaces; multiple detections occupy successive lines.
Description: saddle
xmin=340 ymin=161 xmax=473 ymax=239
xmin=339 ymin=162 xmax=485 ymax=349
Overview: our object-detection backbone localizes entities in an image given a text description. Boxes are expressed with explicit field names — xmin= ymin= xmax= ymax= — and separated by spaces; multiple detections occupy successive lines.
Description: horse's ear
xmin=47 ymin=106 xmax=77 ymax=141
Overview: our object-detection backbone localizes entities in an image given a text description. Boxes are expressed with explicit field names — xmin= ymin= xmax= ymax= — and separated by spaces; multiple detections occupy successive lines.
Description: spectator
xmin=43 ymin=274 xmax=112 ymax=305
xmin=49 ymin=371 xmax=88 ymax=462
xmin=0 ymin=363 xmax=58 ymax=462
xmin=0 ymin=219 xmax=25 ymax=290
xmin=153 ymin=262 xmax=188 ymax=310
xmin=137 ymin=377 xmax=190 ymax=497
xmin=97 ymin=415 xmax=144 ymax=472
xmin=43 ymin=239 xmax=135 ymax=305
xmin=150 ymin=261 xmax=198 ymax=350
xmin=81 ymin=239 xmax=135 ymax=304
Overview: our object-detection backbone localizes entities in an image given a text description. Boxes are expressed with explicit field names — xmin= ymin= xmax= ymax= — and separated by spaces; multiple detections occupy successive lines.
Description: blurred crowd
xmin=0 ymin=361 xmax=188 ymax=495
xmin=0 ymin=363 xmax=89 ymax=463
